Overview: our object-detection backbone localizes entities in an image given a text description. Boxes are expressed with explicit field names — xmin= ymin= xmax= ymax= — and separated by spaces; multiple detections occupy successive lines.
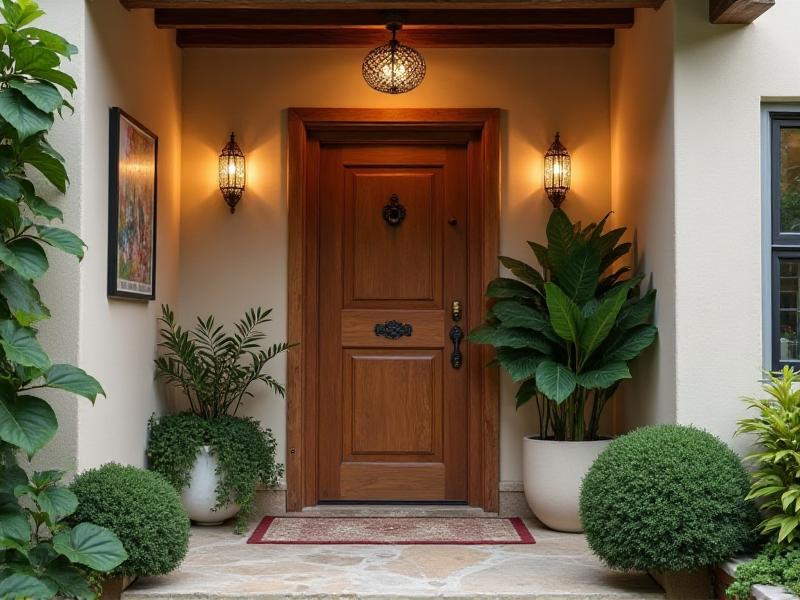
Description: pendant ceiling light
xmin=362 ymin=22 xmax=426 ymax=95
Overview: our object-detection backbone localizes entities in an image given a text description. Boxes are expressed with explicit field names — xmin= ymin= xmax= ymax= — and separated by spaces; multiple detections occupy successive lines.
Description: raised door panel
xmin=343 ymin=350 xmax=443 ymax=459
xmin=344 ymin=169 xmax=443 ymax=307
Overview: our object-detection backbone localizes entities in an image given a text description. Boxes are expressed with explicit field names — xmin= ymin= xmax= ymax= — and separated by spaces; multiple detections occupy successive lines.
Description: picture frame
xmin=107 ymin=107 xmax=158 ymax=300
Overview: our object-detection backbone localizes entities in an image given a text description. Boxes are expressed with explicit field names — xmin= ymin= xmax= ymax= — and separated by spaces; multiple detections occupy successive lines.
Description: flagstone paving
xmin=123 ymin=519 xmax=664 ymax=599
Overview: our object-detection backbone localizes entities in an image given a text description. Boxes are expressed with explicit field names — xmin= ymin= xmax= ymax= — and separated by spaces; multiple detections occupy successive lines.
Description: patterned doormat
xmin=247 ymin=516 xmax=535 ymax=545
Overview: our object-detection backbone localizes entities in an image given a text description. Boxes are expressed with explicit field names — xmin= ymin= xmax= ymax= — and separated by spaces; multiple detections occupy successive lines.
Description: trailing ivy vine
xmin=0 ymin=1 xmax=127 ymax=598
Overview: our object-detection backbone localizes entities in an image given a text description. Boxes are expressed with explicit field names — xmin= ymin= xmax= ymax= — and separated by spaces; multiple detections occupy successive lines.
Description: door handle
xmin=450 ymin=325 xmax=463 ymax=369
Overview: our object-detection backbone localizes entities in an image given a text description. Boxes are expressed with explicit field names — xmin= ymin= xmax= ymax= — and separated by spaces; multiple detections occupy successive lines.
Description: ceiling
xmin=118 ymin=1 xmax=772 ymax=48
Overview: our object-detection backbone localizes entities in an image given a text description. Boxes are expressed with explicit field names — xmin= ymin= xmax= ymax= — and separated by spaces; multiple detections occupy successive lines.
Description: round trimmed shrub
xmin=579 ymin=424 xmax=758 ymax=572
xmin=69 ymin=463 xmax=189 ymax=577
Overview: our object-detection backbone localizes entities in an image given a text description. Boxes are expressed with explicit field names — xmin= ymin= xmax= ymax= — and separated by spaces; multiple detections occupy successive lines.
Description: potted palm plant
xmin=469 ymin=208 xmax=657 ymax=532
xmin=148 ymin=306 xmax=292 ymax=533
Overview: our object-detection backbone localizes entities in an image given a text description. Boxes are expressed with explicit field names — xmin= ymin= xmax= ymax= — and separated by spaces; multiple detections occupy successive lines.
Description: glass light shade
xmin=218 ymin=132 xmax=246 ymax=213
xmin=362 ymin=25 xmax=426 ymax=95
xmin=544 ymin=132 xmax=571 ymax=208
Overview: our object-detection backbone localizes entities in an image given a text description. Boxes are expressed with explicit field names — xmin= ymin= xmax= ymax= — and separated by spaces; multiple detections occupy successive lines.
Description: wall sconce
xmin=218 ymin=132 xmax=245 ymax=213
xmin=544 ymin=132 xmax=571 ymax=208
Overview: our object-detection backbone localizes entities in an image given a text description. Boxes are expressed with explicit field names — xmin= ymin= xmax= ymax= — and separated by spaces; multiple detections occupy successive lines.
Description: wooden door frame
xmin=286 ymin=107 xmax=500 ymax=513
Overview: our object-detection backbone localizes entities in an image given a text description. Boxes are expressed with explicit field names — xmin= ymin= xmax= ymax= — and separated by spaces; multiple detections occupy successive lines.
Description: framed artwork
xmin=108 ymin=107 xmax=158 ymax=300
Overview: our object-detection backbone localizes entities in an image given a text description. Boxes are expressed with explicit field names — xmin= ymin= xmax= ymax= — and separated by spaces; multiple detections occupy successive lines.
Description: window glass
xmin=780 ymin=127 xmax=800 ymax=233
xmin=779 ymin=259 xmax=800 ymax=362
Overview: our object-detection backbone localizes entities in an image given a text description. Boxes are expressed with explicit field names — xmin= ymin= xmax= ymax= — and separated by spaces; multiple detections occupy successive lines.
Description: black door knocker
xmin=382 ymin=194 xmax=406 ymax=226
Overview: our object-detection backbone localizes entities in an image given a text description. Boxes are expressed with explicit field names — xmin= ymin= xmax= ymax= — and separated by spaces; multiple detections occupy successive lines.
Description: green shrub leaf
xmin=0 ymin=391 xmax=57 ymax=457
xmin=535 ymin=360 xmax=576 ymax=403
xmin=36 ymin=226 xmax=85 ymax=260
xmin=0 ymin=270 xmax=50 ymax=326
xmin=0 ymin=87 xmax=53 ymax=140
xmin=45 ymin=364 xmax=104 ymax=402
xmin=53 ymin=522 xmax=127 ymax=573
xmin=0 ymin=319 xmax=50 ymax=369
xmin=0 ymin=238 xmax=48 ymax=280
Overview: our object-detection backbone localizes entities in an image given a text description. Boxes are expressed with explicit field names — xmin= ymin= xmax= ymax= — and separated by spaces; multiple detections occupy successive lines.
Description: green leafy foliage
xmin=737 ymin=367 xmax=800 ymax=546
xmin=468 ymin=208 xmax=657 ymax=440
xmin=69 ymin=464 xmax=189 ymax=578
xmin=155 ymin=305 xmax=293 ymax=419
xmin=579 ymin=425 xmax=758 ymax=572
xmin=0 ymin=2 xmax=125 ymax=597
xmin=147 ymin=413 xmax=284 ymax=534
xmin=726 ymin=543 xmax=800 ymax=599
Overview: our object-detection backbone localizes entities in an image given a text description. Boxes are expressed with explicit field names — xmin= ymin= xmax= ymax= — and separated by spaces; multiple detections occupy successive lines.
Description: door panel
xmin=318 ymin=143 xmax=468 ymax=502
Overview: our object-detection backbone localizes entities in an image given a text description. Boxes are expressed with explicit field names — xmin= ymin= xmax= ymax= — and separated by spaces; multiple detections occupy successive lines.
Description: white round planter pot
xmin=181 ymin=446 xmax=240 ymax=526
xmin=523 ymin=437 xmax=612 ymax=533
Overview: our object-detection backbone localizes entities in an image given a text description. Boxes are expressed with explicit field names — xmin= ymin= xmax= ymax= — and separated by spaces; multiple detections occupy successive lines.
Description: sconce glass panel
xmin=219 ymin=133 xmax=246 ymax=213
xmin=544 ymin=132 xmax=571 ymax=208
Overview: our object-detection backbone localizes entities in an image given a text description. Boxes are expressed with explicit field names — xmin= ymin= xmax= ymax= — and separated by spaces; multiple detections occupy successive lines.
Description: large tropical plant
xmin=0 ymin=1 xmax=127 ymax=597
xmin=469 ymin=208 xmax=657 ymax=441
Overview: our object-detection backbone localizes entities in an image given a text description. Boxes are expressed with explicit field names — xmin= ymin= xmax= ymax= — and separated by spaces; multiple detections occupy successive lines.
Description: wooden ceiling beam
xmin=709 ymin=0 xmax=775 ymax=24
xmin=175 ymin=27 xmax=615 ymax=47
xmin=155 ymin=8 xmax=633 ymax=29
xmin=124 ymin=0 xmax=663 ymax=9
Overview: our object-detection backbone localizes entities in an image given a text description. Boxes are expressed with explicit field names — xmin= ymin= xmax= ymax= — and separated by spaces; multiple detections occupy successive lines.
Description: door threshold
xmin=294 ymin=504 xmax=499 ymax=518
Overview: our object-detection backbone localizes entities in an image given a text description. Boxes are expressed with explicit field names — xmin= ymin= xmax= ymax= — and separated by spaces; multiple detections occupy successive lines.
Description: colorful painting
xmin=108 ymin=108 xmax=158 ymax=300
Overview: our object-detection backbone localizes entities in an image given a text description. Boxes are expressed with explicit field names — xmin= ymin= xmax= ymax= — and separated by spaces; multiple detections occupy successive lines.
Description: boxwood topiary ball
xmin=579 ymin=424 xmax=757 ymax=573
xmin=70 ymin=463 xmax=190 ymax=578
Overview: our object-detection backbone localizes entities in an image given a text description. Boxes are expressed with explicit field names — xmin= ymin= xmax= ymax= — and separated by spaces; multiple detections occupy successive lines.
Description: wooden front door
xmin=317 ymin=143 xmax=469 ymax=502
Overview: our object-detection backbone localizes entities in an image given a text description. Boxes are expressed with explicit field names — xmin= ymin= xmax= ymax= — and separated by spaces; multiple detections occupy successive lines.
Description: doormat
xmin=247 ymin=516 xmax=535 ymax=545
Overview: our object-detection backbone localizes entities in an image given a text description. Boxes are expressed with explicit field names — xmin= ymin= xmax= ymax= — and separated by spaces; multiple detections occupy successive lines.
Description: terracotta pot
xmin=522 ymin=436 xmax=612 ymax=532
xmin=181 ymin=446 xmax=239 ymax=526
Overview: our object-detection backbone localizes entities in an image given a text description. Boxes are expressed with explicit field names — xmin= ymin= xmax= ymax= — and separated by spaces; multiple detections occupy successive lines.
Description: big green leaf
xmin=556 ymin=242 xmax=600 ymax=305
xmin=544 ymin=282 xmax=583 ymax=342
xmin=545 ymin=208 xmax=576 ymax=275
xmin=0 ymin=392 xmax=57 ymax=457
xmin=7 ymin=80 xmax=62 ymax=113
xmin=19 ymin=146 xmax=67 ymax=192
xmin=0 ymin=178 xmax=22 ymax=202
xmin=527 ymin=240 xmax=550 ymax=271
xmin=53 ymin=522 xmax=127 ymax=573
xmin=605 ymin=324 xmax=657 ymax=362
xmin=496 ymin=348 xmax=544 ymax=382
xmin=600 ymin=242 xmax=632 ymax=271
xmin=27 ymin=68 xmax=77 ymax=94
xmin=33 ymin=486 xmax=77 ymax=521
xmin=0 ymin=573 xmax=53 ymax=600
xmin=36 ymin=226 xmax=85 ymax=260
xmin=19 ymin=27 xmax=78 ymax=57
xmin=577 ymin=362 xmax=631 ymax=389
xmin=498 ymin=256 xmax=544 ymax=291
xmin=13 ymin=44 xmax=59 ymax=73
xmin=485 ymin=277 xmax=538 ymax=300
xmin=0 ymin=197 xmax=20 ymax=230
xmin=467 ymin=324 xmax=551 ymax=353
xmin=0 ymin=238 xmax=48 ymax=280
xmin=0 ymin=88 xmax=53 ymax=140
xmin=616 ymin=289 xmax=656 ymax=331
xmin=0 ymin=320 xmax=50 ymax=369
xmin=535 ymin=360 xmax=577 ymax=403
xmin=0 ymin=270 xmax=50 ymax=326
xmin=579 ymin=286 xmax=628 ymax=356
xmin=44 ymin=364 xmax=104 ymax=402
xmin=42 ymin=562 xmax=95 ymax=600
xmin=0 ymin=494 xmax=30 ymax=545
xmin=490 ymin=300 xmax=549 ymax=331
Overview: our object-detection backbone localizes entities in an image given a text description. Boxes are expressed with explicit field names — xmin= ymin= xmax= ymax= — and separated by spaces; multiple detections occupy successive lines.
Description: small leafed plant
xmin=0 ymin=1 xmax=127 ymax=597
xmin=737 ymin=366 xmax=800 ymax=545
xmin=155 ymin=305 xmax=292 ymax=419
xmin=469 ymin=208 xmax=657 ymax=441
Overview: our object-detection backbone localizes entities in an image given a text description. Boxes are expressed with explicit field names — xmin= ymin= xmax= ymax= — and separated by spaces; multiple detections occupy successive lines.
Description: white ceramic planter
xmin=181 ymin=446 xmax=240 ymax=526
xmin=522 ymin=436 xmax=612 ymax=533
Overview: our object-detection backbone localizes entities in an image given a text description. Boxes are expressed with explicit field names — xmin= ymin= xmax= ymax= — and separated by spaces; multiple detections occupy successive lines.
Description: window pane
xmin=779 ymin=259 xmax=800 ymax=362
xmin=780 ymin=127 xmax=800 ymax=233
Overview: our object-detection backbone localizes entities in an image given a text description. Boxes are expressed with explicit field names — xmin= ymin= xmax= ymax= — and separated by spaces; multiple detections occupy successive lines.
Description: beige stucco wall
xmin=179 ymin=47 xmax=613 ymax=483
xmin=610 ymin=4 xmax=677 ymax=430
xmin=671 ymin=0 xmax=800 ymax=450
xmin=74 ymin=2 xmax=183 ymax=470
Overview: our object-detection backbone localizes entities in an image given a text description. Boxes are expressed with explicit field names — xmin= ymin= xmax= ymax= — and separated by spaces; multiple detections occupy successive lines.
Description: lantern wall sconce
xmin=218 ymin=132 xmax=246 ymax=213
xmin=543 ymin=132 xmax=571 ymax=208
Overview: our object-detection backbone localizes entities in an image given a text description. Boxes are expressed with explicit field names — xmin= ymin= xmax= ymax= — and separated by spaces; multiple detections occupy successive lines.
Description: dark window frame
xmin=770 ymin=112 xmax=800 ymax=370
